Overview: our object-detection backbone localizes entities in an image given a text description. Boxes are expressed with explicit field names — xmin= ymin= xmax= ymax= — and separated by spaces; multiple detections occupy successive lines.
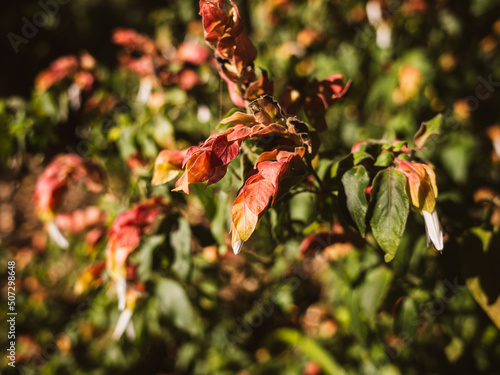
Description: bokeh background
xmin=2 ymin=0 xmax=500 ymax=374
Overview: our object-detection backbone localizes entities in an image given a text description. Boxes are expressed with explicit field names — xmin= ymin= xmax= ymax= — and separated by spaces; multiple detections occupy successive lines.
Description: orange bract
xmin=34 ymin=154 xmax=104 ymax=221
xmin=396 ymin=160 xmax=438 ymax=213
xmin=230 ymin=147 xmax=304 ymax=249
xmin=152 ymin=149 xmax=189 ymax=186
xmin=199 ymin=0 xmax=272 ymax=107
xmin=105 ymin=196 xmax=167 ymax=280
xmin=304 ymin=74 xmax=352 ymax=132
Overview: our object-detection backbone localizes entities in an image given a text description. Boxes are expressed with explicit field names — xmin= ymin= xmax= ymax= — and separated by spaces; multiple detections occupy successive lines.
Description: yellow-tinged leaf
xmin=152 ymin=165 xmax=181 ymax=185
xmin=231 ymin=197 xmax=259 ymax=241
xmin=422 ymin=164 xmax=438 ymax=198
xmin=230 ymin=175 xmax=274 ymax=241
xmin=467 ymin=277 xmax=500 ymax=329
xmin=396 ymin=160 xmax=437 ymax=213
xmin=152 ymin=149 xmax=187 ymax=186
xmin=223 ymin=111 xmax=259 ymax=127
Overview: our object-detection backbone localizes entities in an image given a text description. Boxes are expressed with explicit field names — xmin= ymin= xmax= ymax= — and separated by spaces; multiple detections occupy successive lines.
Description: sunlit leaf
xmin=156 ymin=278 xmax=196 ymax=333
xmin=369 ymin=168 xmax=409 ymax=262
xmin=374 ymin=152 xmax=394 ymax=167
xmin=394 ymin=297 xmax=418 ymax=338
xmin=414 ymin=114 xmax=442 ymax=148
xmin=265 ymin=328 xmax=347 ymax=375
xmin=342 ymin=165 xmax=370 ymax=236
xmin=353 ymin=151 xmax=373 ymax=165
xmin=171 ymin=217 xmax=192 ymax=280
xmin=137 ymin=235 xmax=165 ymax=281
xmin=360 ymin=266 xmax=393 ymax=321
xmin=231 ymin=175 xmax=274 ymax=242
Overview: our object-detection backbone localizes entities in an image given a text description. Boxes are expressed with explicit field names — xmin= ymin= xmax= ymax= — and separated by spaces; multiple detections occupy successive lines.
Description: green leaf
xmin=360 ymin=267 xmax=393 ymax=321
xmin=445 ymin=337 xmax=465 ymax=363
xmin=156 ymin=278 xmax=196 ymax=333
xmin=171 ymin=217 xmax=192 ymax=280
xmin=317 ymin=158 xmax=335 ymax=181
xmin=347 ymin=288 xmax=365 ymax=339
xmin=191 ymin=184 xmax=217 ymax=218
xmin=440 ymin=133 xmax=475 ymax=184
xmin=461 ymin=229 xmax=500 ymax=329
xmin=289 ymin=191 xmax=316 ymax=223
xmin=414 ymin=114 xmax=442 ymax=148
xmin=137 ymin=235 xmax=165 ymax=281
xmin=331 ymin=154 xmax=353 ymax=180
xmin=466 ymin=277 xmax=500 ymax=329
xmin=137 ymin=131 xmax=158 ymax=158
xmin=116 ymin=125 xmax=136 ymax=160
xmin=353 ymin=151 xmax=373 ymax=165
xmin=374 ymin=152 xmax=394 ymax=167
xmin=342 ymin=166 xmax=370 ymax=236
xmin=39 ymin=92 xmax=58 ymax=121
xmin=394 ymin=297 xmax=418 ymax=338
xmin=369 ymin=168 xmax=409 ymax=261
xmin=265 ymin=328 xmax=347 ymax=375
xmin=391 ymin=140 xmax=408 ymax=152
xmin=58 ymin=91 xmax=69 ymax=123
xmin=176 ymin=343 xmax=199 ymax=371
xmin=211 ymin=190 xmax=229 ymax=251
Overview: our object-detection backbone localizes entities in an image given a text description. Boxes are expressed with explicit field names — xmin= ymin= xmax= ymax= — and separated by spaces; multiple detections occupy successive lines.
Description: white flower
xmin=376 ymin=23 xmax=392 ymax=49
xmin=136 ymin=77 xmax=152 ymax=104
xmin=116 ymin=277 xmax=127 ymax=311
xmin=233 ymin=240 xmax=244 ymax=255
xmin=423 ymin=209 xmax=444 ymax=251
xmin=47 ymin=221 xmax=69 ymax=249
xmin=112 ymin=308 xmax=135 ymax=340
xmin=68 ymin=83 xmax=81 ymax=111
xmin=366 ymin=0 xmax=383 ymax=26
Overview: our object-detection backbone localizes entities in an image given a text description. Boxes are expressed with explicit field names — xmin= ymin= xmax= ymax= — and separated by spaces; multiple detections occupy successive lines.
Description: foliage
xmin=2 ymin=0 xmax=500 ymax=374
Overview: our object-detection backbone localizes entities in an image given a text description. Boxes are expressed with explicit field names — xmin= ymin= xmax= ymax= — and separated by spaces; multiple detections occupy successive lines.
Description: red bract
xmin=112 ymin=28 xmax=156 ymax=54
xmin=199 ymin=0 xmax=273 ymax=107
xmin=304 ymin=74 xmax=351 ymax=131
xmin=230 ymin=175 xmax=274 ymax=252
xmin=170 ymin=96 xmax=314 ymax=194
xmin=173 ymin=134 xmax=240 ymax=194
xmin=176 ymin=68 xmax=200 ymax=90
xmin=55 ymin=206 xmax=107 ymax=235
xmin=35 ymin=55 xmax=78 ymax=91
xmin=177 ymin=41 xmax=211 ymax=65
xmin=34 ymin=154 xmax=104 ymax=221
xmin=395 ymin=160 xmax=437 ymax=213
xmin=231 ymin=147 xmax=304 ymax=252
xmin=126 ymin=55 xmax=155 ymax=77
xmin=35 ymin=53 xmax=97 ymax=93
xmin=105 ymin=196 xmax=167 ymax=280
xmin=85 ymin=228 xmax=105 ymax=249
xmin=223 ymin=78 xmax=246 ymax=108
xmin=152 ymin=149 xmax=189 ymax=185
xmin=113 ymin=28 xmax=210 ymax=100
xmin=280 ymin=86 xmax=302 ymax=115
xmin=244 ymin=71 xmax=274 ymax=103
xmin=126 ymin=152 xmax=149 ymax=176
xmin=199 ymin=0 xmax=230 ymax=43
xmin=395 ymin=159 xmax=443 ymax=251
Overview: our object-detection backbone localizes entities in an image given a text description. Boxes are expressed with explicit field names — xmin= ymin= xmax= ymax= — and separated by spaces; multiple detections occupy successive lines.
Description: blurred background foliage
xmin=2 ymin=0 xmax=500 ymax=374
